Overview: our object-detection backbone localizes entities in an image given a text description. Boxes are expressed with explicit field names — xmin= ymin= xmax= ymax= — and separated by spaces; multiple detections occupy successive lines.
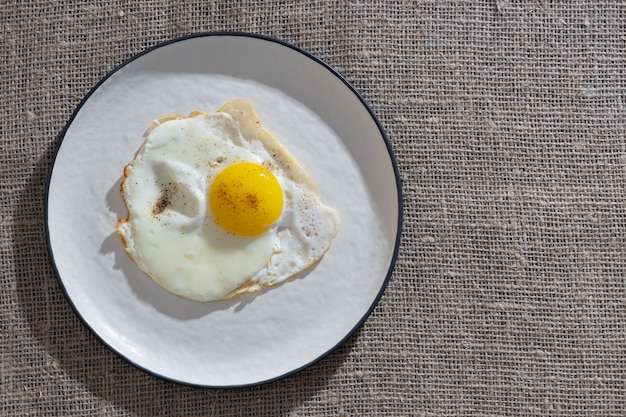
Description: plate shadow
xmin=14 ymin=135 xmax=355 ymax=417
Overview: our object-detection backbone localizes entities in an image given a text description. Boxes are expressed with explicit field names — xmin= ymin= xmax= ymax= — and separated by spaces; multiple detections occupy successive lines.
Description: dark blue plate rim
xmin=44 ymin=31 xmax=403 ymax=389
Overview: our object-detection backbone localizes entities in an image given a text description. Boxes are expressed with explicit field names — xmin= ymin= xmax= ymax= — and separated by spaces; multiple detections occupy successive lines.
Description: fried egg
xmin=116 ymin=99 xmax=341 ymax=302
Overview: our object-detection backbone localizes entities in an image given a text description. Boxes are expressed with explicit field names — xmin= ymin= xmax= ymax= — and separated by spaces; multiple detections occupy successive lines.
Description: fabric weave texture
xmin=2 ymin=1 xmax=625 ymax=416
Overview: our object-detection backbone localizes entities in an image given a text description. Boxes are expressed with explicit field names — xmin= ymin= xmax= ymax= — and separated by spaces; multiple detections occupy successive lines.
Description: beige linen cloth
xmin=2 ymin=1 xmax=625 ymax=416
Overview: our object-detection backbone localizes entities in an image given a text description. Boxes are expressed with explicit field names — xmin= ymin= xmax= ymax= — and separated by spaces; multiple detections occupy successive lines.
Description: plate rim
xmin=44 ymin=31 xmax=403 ymax=389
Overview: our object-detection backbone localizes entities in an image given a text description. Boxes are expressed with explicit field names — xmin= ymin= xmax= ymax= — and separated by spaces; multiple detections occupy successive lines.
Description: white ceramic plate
xmin=46 ymin=32 xmax=402 ymax=388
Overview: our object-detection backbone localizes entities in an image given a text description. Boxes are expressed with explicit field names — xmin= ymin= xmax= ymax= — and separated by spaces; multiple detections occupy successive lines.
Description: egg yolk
xmin=210 ymin=162 xmax=283 ymax=235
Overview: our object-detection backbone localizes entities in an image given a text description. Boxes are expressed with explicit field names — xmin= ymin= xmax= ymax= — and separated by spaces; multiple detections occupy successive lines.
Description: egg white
xmin=117 ymin=100 xmax=340 ymax=301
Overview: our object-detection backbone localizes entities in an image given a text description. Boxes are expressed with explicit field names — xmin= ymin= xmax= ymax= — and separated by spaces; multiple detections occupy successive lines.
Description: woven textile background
xmin=2 ymin=1 xmax=625 ymax=416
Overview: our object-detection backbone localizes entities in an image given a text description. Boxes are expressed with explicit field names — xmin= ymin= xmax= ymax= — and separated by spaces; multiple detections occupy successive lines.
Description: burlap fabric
xmin=3 ymin=1 xmax=625 ymax=416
